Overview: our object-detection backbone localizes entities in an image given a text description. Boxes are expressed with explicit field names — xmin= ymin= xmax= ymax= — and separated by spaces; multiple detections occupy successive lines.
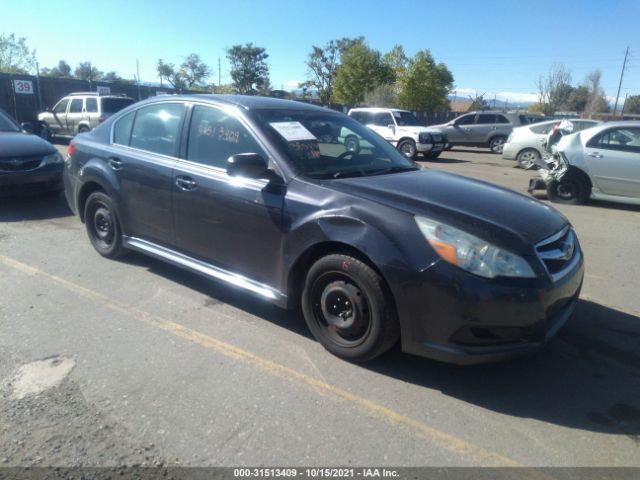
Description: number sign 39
xmin=13 ymin=80 xmax=34 ymax=94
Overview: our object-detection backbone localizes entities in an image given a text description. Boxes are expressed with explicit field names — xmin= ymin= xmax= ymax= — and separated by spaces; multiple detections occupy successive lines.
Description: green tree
xmin=382 ymin=44 xmax=409 ymax=82
xmin=303 ymin=40 xmax=341 ymax=105
xmin=563 ymin=86 xmax=589 ymax=112
xmin=156 ymin=59 xmax=187 ymax=90
xmin=212 ymin=83 xmax=237 ymax=94
xmin=103 ymin=71 xmax=121 ymax=82
xmin=180 ymin=53 xmax=210 ymax=88
xmin=397 ymin=50 xmax=454 ymax=112
xmin=363 ymin=84 xmax=398 ymax=107
xmin=333 ymin=40 xmax=392 ymax=106
xmin=0 ymin=33 xmax=36 ymax=73
xmin=41 ymin=60 xmax=72 ymax=78
xmin=624 ymin=95 xmax=640 ymax=114
xmin=74 ymin=61 xmax=103 ymax=82
xmin=226 ymin=43 xmax=269 ymax=95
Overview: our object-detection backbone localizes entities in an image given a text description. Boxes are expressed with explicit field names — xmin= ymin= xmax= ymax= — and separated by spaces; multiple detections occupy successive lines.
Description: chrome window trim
xmin=123 ymin=236 xmax=286 ymax=301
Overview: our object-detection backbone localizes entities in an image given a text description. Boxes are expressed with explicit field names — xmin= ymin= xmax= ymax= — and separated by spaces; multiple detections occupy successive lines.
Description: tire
xmin=397 ymin=139 xmax=417 ymax=159
xmin=39 ymin=123 xmax=51 ymax=142
xmin=424 ymin=151 xmax=441 ymax=160
xmin=516 ymin=148 xmax=540 ymax=169
xmin=84 ymin=191 xmax=126 ymax=258
xmin=489 ymin=136 xmax=507 ymax=154
xmin=546 ymin=172 xmax=590 ymax=205
xmin=301 ymin=254 xmax=399 ymax=362
xmin=344 ymin=135 xmax=360 ymax=152
xmin=78 ymin=125 xmax=90 ymax=134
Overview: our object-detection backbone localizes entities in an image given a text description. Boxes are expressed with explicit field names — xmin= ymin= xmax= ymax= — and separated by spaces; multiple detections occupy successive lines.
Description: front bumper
xmin=417 ymin=142 xmax=445 ymax=153
xmin=392 ymin=252 xmax=584 ymax=364
xmin=0 ymin=165 xmax=64 ymax=196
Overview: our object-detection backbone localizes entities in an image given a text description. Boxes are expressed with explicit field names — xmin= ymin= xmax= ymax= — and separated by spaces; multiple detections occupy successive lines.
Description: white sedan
xmin=530 ymin=121 xmax=640 ymax=205
xmin=503 ymin=119 xmax=600 ymax=168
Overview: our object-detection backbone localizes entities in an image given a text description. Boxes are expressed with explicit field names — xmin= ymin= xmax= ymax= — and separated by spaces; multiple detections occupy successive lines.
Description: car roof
xmin=141 ymin=94 xmax=333 ymax=113
xmin=349 ymin=107 xmax=410 ymax=113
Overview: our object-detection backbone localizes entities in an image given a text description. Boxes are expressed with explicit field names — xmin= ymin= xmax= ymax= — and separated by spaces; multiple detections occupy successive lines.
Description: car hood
xmin=333 ymin=169 xmax=568 ymax=250
xmin=0 ymin=131 xmax=56 ymax=157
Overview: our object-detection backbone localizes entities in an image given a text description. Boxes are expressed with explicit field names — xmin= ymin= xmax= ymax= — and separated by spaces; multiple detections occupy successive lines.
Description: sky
xmin=4 ymin=0 xmax=640 ymax=108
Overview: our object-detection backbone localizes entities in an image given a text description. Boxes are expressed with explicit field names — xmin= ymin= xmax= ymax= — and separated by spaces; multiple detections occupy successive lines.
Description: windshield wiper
xmin=364 ymin=166 xmax=419 ymax=176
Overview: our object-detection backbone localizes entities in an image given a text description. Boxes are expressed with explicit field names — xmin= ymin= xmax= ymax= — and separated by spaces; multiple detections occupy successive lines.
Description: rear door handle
xmin=108 ymin=157 xmax=123 ymax=170
xmin=175 ymin=175 xmax=197 ymax=191
xmin=588 ymin=152 xmax=603 ymax=158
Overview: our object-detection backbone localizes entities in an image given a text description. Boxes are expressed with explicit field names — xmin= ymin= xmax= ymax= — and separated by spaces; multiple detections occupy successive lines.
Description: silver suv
xmin=38 ymin=92 xmax=134 ymax=140
xmin=432 ymin=111 xmax=535 ymax=154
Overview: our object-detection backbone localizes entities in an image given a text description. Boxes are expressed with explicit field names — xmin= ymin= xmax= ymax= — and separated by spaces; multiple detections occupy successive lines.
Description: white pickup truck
xmin=342 ymin=107 xmax=447 ymax=159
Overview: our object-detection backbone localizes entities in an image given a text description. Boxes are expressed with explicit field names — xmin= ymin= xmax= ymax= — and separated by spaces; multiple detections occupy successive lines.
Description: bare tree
xmin=536 ymin=64 xmax=572 ymax=115
xmin=584 ymin=69 xmax=609 ymax=116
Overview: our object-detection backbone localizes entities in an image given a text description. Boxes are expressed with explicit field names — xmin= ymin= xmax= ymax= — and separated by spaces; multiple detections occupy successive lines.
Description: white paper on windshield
xmin=269 ymin=122 xmax=316 ymax=142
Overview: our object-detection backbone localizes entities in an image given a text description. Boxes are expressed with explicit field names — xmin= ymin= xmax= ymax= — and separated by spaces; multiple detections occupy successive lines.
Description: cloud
xmin=285 ymin=80 xmax=302 ymax=88
xmin=451 ymin=87 xmax=538 ymax=105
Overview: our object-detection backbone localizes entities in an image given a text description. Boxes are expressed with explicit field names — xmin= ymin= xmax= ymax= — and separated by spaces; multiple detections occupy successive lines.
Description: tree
xmin=103 ymin=71 xmax=122 ymax=82
xmin=468 ymin=92 xmax=489 ymax=111
xmin=303 ymin=40 xmax=341 ymax=105
xmin=212 ymin=83 xmax=237 ymax=94
xmin=74 ymin=61 xmax=103 ymax=82
xmin=363 ymin=84 xmax=398 ymax=107
xmin=41 ymin=60 xmax=72 ymax=78
xmin=0 ymin=33 xmax=36 ymax=73
xmin=397 ymin=50 xmax=454 ymax=112
xmin=584 ymin=69 xmax=609 ymax=115
xmin=226 ymin=43 xmax=269 ymax=95
xmin=536 ymin=64 xmax=572 ymax=115
xmin=624 ymin=95 xmax=640 ymax=114
xmin=180 ymin=53 xmax=210 ymax=88
xmin=333 ymin=40 xmax=392 ymax=106
xmin=156 ymin=59 xmax=187 ymax=90
xmin=382 ymin=44 xmax=409 ymax=82
xmin=564 ymin=86 xmax=589 ymax=113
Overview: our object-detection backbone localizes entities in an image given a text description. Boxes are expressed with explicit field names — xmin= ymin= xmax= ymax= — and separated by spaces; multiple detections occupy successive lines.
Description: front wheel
xmin=78 ymin=125 xmax=90 ymax=134
xmin=397 ymin=139 xmax=417 ymax=159
xmin=84 ymin=191 xmax=126 ymax=258
xmin=546 ymin=173 xmax=590 ymax=205
xmin=489 ymin=136 xmax=507 ymax=154
xmin=301 ymin=254 xmax=399 ymax=362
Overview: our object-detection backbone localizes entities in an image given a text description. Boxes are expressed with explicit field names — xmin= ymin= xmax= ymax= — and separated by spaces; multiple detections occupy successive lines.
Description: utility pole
xmin=613 ymin=47 xmax=630 ymax=118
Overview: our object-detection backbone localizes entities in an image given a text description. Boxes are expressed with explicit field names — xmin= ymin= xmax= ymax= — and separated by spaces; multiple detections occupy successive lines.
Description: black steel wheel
xmin=84 ymin=191 xmax=125 ymax=258
xmin=302 ymin=254 xmax=399 ymax=362
xmin=397 ymin=139 xmax=417 ymax=159
xmin=546 ymin=173 xmax=590 ymax=205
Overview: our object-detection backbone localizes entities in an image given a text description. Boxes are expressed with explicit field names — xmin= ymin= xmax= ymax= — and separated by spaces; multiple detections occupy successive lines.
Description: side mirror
xmin=20 ymin=122 xmax=34 ymax=134
xmin=226 ymin=153 xmax=269 ymax=179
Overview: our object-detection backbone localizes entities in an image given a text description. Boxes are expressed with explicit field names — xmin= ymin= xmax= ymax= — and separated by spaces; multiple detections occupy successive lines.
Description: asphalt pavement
xmin=0 ymin=145 xmax=638 ymax=469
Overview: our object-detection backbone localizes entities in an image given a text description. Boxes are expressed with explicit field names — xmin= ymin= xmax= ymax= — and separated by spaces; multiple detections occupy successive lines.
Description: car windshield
xmin=0 ymin=111 xmax=20 ymax=132
xmin=393 ymin=111 xmax=422 ymax=126
xmin=252 ymin=109 xmax=418 ymax=179
xmin=102 ymin=98 xmax=135 ymax=114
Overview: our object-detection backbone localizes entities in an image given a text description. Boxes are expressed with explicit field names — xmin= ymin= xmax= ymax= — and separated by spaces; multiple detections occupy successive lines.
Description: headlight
xmin=415 ymin=216 xmax=536 ymax=279
xmin=43 ymin=152 xmax=63 ymax=164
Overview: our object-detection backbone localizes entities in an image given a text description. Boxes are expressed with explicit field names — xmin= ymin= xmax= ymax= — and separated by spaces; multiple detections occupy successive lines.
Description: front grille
xmin=535 ymin=226 xmax=579 ymax=280
xmin=432 ymin=134 xmax=442 ymax=142
xmin=418 ymin=132 xmax=432 ymax=144
xmin=0 ymin=156 xmax=43 ymax=172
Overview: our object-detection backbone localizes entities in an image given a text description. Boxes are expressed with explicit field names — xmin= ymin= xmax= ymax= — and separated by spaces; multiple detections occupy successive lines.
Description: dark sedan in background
xmin=63 ymin=95 xmax=584 ymax=364
xmin=0 ymin=108 xmax=63 ymax=196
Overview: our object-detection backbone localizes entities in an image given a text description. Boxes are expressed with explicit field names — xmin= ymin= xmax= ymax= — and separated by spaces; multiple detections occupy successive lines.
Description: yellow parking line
xmin=1 ymin=254 xmax=525 ymax=468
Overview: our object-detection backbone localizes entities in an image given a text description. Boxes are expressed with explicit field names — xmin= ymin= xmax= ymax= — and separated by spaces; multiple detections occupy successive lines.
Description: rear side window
xmin=530 ymin=122 xmax=557 ymax=135
xmin=496 ymin=115 xmax=510 ymax=124
xmin=101 ymin=98 xmax=135 ymax=114
xmin=186 ymin=106 xmax=265 ymax=169
xmin=476 ymin=114 xmax=497 ymax=124
xmin=86 ymin=98 xmax=98 ymax=113
xmin=350 ymin=111 xmax=372 ymax=124
xmin=588 ymin=128 xmax=640 ymax=154
xmin=129 ymin=103 xmax=185 ymax=156
xmin=373 ymin=112 xmax=394 ymax=127
xmin=113 ymin=111 xmax=135 ymax=145
xmin=69 ymin=99 xmax=83 ymax=113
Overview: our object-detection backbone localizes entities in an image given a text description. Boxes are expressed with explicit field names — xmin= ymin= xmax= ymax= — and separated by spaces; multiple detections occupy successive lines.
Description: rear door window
xmin=68 ymin=99 xmax=83 ymax=113
xmin=373 ymin=112 xmax=394 ymax=127
xmin=588 ymin=128 xmax=640 ymax=154
xmin=85 ymin=98 xmax=98 ymax=113
xmin=476 ymin=114 xmax=497 ymax=124
xmin=101 ymin=98 xmax=135 ymax=114
xmin=496 ymin=115 xmax=510 ymax=124
xmin=129 ymin=103 xmax=185 ymax=156
xmin=113 ymin=111 xmax=136 ymax=145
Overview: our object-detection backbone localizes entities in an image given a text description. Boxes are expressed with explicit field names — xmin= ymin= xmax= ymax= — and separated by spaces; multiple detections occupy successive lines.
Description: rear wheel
xmin=546 ymin=172 xmax=590 ymax=205
xmin=301 ymin=254 xmax=399 ymax=362
xmin=489 ymin=136 xmax=507 ymax=154
xmin=397 ymin=139 xmax=417 ymax=159
xmin=516 ymin=148 xmax=540 ymax=169
xmin=84 ymin=191 xmax=125 ymax=258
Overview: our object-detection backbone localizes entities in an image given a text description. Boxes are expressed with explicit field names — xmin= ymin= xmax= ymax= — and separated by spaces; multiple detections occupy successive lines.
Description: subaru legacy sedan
xmin=64 ymin=95 xmax=584 ymax=364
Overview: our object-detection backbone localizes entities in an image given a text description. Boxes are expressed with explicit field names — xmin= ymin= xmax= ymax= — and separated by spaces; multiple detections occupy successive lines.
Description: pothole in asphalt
xmin=11 ymin=356 xmax=75 ymax=400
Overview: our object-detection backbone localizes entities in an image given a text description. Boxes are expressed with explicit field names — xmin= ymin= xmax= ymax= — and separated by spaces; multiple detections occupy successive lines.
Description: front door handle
xmin=588 ymin=152 xmax=603 ymax=158
xmin=108 ymin=157 xmax=123 ymax=170
xmin=175 ymin=175 xmax=197 ymax=191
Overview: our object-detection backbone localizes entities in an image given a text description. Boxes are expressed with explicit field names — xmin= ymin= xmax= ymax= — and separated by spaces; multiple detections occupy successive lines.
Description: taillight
xmin=67 ymin=141 xmax=77 ymax=156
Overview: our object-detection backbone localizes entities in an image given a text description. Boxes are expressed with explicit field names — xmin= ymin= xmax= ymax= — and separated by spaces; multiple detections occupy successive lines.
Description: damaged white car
xmin=528 ymin=121 xmax=640 ymax=205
